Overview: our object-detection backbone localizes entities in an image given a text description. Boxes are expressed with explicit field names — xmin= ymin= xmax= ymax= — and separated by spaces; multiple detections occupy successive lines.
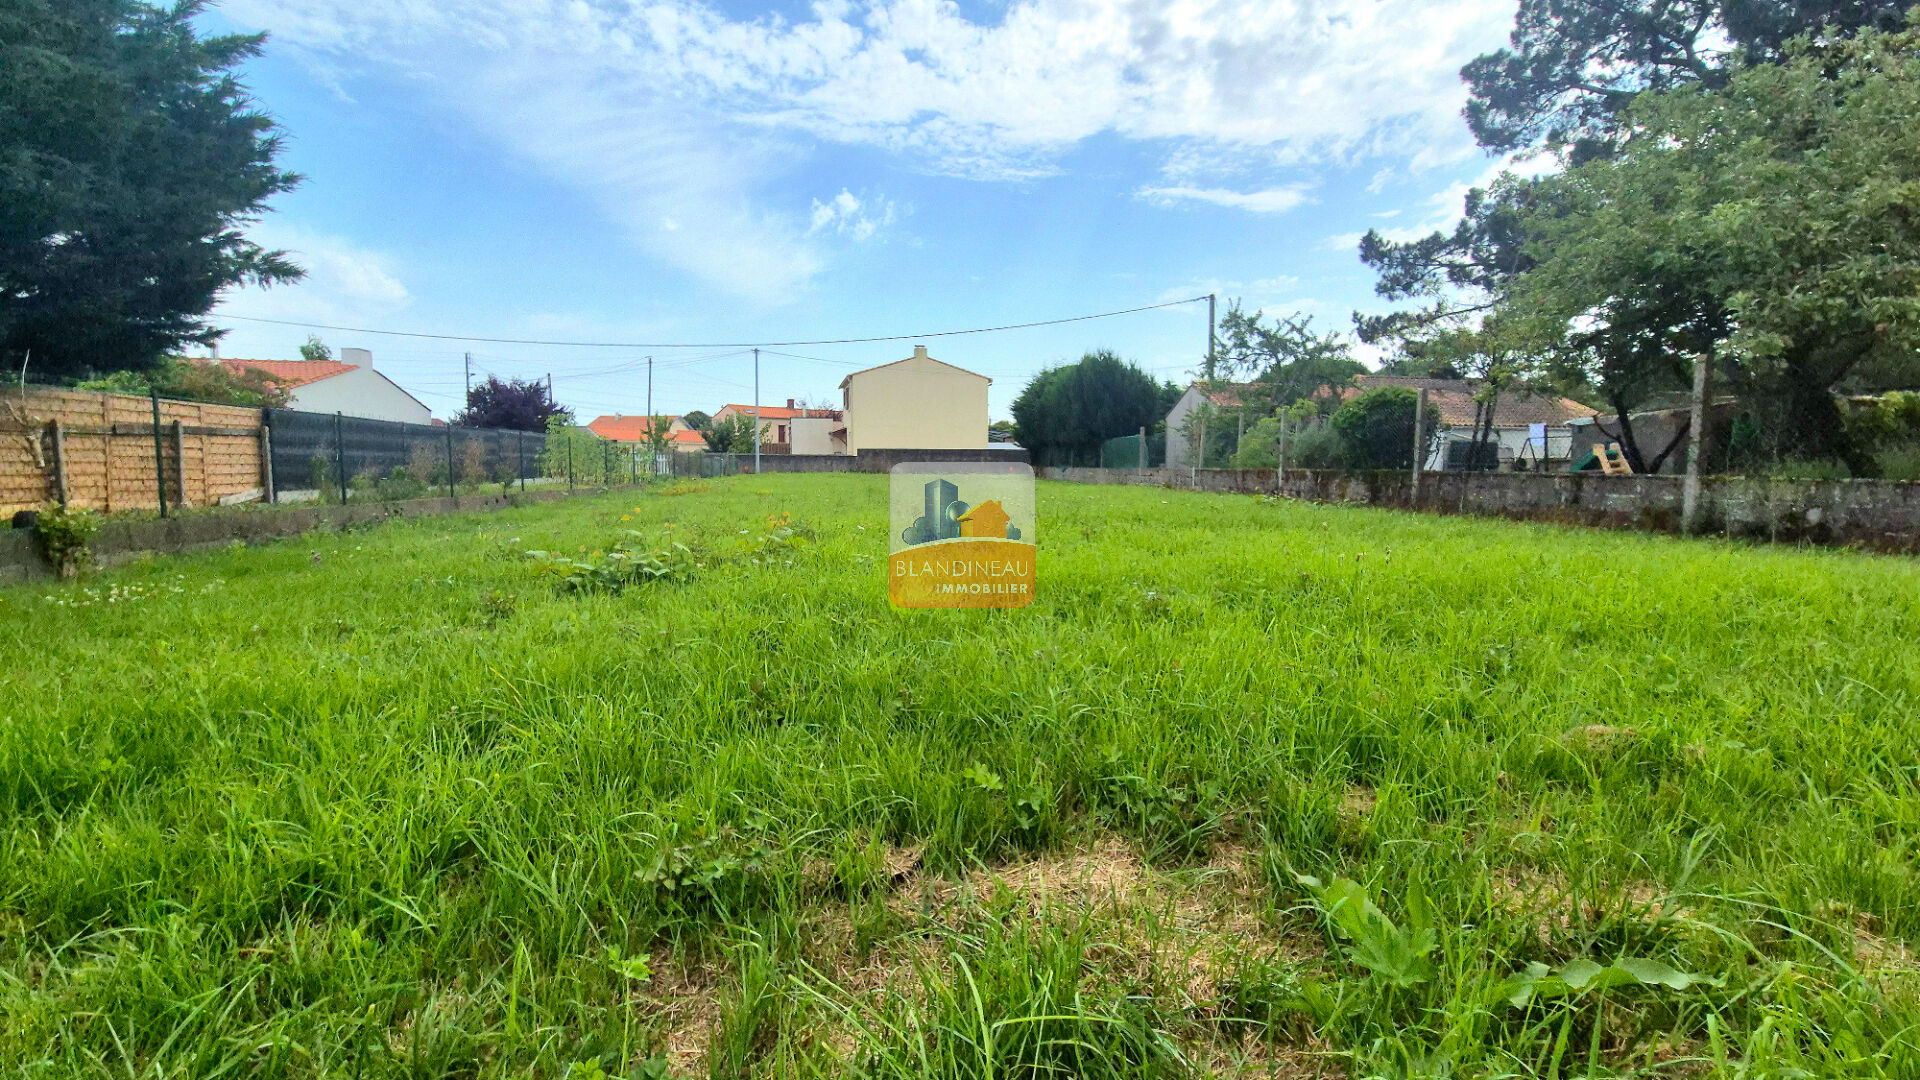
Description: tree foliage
xmin=1 ymin=0 xmax=304 ymax=380
xmin=701 ymin=412 xmax=762 ymax=453
xmin=454 ymin=375 xmax=570 ymax=432
xmin=1508 ymin=17 xmax=1920 ymax=472
xmin=1214 ymin=306 xmax=1365 ymax=412
xmin=74 ymin=354 xmax=288 ymax=407
xmin=1011 ymin=350 xmax=1173 ymax=467
xmin=1462 ymin=0 xmax=1914 ymax=157
xmin=680 ymin=410 xmax=711 ymax=432
xmin=1330 ymin=387 xmax=1441 ymax=470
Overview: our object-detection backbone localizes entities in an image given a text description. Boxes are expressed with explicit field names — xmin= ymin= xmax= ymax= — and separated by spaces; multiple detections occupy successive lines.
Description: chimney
xmin=913 ymin=345 xmax=928 ymax=359
xmin=786 ymin=398 xmax=795 ymax=409
xmin=340 ymin=347 xmax=372 ymax=369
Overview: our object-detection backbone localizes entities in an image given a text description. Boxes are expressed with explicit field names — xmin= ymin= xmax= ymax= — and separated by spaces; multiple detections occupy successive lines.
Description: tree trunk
xmin=1778 ymin=374 xmax=1878 ymax=477
xmin=1596 ymin=392 xmax=1650 ymax=473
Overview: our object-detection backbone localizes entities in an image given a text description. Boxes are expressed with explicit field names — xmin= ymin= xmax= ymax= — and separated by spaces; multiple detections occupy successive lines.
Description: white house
xmin=1164 ymin=382 xmax=1253 ymax=469
xmin=220 ymin=348 xmax=432 ymax=424
xmin=837 ymin=346 xmax=990 ymax=453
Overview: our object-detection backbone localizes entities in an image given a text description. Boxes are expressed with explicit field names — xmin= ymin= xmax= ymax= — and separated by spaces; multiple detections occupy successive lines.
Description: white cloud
xmin=1137 ymin=185 xmax=1311 ymax=213
xmin=223 ymin=0 xmax=1518 ymax=296
xmin=808 ymin=189 xmax=897 ymax=241
xmin=213 ymin=223 xmax=410 ymax=330
xmin=1155 ymin=276 xmax=1306 ymax=313
xmin=1326 ymin=151 xmax=1560 ymax=252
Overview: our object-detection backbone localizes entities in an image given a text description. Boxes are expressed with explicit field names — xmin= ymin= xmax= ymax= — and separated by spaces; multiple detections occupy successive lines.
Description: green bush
xmin=1330 ymin=387 xmax=1438 ymax=469
xmin=32 ymin=504 xmax=100 ymax=579
xmin=1286 ymin=422 xmax=1348 ymax=469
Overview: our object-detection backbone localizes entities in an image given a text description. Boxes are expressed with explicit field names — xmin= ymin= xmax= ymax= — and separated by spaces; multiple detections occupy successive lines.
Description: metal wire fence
xmin=263 ymin=409 xmax=552 ymax=498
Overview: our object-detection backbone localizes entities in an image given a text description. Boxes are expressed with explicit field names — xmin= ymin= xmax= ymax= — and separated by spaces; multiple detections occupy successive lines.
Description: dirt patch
xmin=644 ymin=955 xmax=725 ymax=1077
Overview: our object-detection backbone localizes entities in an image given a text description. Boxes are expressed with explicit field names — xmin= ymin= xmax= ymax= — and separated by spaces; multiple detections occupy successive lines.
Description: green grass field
xmin=3 ymin=474 xmax=1918 ymax=1078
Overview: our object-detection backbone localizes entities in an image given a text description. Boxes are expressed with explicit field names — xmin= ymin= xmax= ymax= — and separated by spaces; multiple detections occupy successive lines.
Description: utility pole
xmin=753 ymin=347 xmax=761 ymax=475
xmin=1206 ymin=293 xmax=1217 ymax=381
xmin=463 ymin=352 xmax=472 ymax=401
xmin=645 ymin=355 xmax=654 ymax=478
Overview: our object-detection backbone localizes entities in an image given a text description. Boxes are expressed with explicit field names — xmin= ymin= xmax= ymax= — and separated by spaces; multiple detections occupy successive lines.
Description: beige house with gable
xmin=838 ymin=346 xmax=990 ymax=453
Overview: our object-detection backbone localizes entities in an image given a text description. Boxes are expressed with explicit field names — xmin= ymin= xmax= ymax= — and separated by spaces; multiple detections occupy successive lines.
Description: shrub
xmin=1330 ymin=387 xmax=1438 ymax=469
xmin=33 ymin=504 xmax=100 ymax=580
xmin=1286 ymin=422 xmax=1347 ymax=469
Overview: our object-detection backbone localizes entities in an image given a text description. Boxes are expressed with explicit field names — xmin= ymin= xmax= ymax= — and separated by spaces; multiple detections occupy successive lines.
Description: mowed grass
xmin=2 ymin=473 xmax=1918 ymax=1079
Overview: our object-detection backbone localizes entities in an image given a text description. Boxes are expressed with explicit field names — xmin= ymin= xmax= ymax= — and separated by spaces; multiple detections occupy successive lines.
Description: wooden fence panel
xmin=0 ymin=387 xmax=264 ymax=515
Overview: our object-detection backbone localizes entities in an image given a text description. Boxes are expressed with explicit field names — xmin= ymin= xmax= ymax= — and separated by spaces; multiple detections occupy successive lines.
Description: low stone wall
xmin=1040 ymin=466 xmax=1920 ymax=553
xmin=0 ymin=485 xmax=633 ymax=585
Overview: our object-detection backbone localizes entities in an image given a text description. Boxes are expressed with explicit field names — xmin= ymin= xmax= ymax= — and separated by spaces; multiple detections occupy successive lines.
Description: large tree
xmin=454 ymin=375 xmax=571 ymax=431
xmin=1011 ymin=350 xmax=1172 ymax=467
xmin=1214 ymin=306 xmax=1365 ymax=413
xmin=1507 ymin=16 xmax=1920 ymax=473
xmin=1463 ymin=0 xmax=1915 ymax=158
xmin=1 ymin=0 xmax=302 ymax=381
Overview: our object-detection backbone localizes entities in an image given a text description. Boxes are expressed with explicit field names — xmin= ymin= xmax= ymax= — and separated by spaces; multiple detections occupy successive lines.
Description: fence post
xmin=260 ymin=424 xmax=276 ymax=503
xmin=1276 ymin=419 xmax=1289 ymax=494
xmin=1410 ymin=388 xmax=1428 ymax=505
xmin=443 ymin=423 xmax=455 ymax=502
xmin=567 ymin=435 xmax=574 ymax=491
xmin=172 ymin=420 xmax=186 ymax=509
xmin=1681 ymin=353 xmax=1713 ymax=535
xmin=46 ymin=420 xmax=68 ymax=507
xmin=335 ymin=412 xmax=348 ymax=504
xmin=518 ymin=431 xmax=526 ymax=492
xmin=149 ymin=389 xmax=168 ymax=518
xmin=1137 ymin=426 xmax=1146 ymax=470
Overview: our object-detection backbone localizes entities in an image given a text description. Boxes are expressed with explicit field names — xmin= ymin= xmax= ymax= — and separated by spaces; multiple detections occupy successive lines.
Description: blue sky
xmin=200 ymin=0 xmax=1526 ymax=423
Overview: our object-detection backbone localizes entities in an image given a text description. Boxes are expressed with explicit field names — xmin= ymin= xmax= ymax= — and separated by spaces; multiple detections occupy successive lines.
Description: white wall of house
xmin=789 ymin=416 xmax=846 ymax=455
xmin=1164 ymin=384 xmax=1214 ymax=469
xmin=289 ymin=350 xmax=432 ymax=424
xmin=839 ymin=348 xmax=988 ymax=452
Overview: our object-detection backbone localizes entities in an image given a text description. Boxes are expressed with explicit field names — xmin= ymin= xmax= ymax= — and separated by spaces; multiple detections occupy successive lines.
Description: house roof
xmin=587 ymin=415 xmax=709 ymax=444
xmin=217 ymin=356 xmax=435 ymax=417
xmin=1184 ymin=381 xmax=1261 ymax=408
xmin=1350 ymin=376 xmax=1597 ymax=428
xmin=715 ymin=404 xmax=842 ymax=420
xmin=588 ymin=415 xmax=674 ymax=442
xmin=837 ymin=352 xmax=990 ymax=389
xmin=1183 ymin=376 xmax=1596 ymax=429
xmin=216 ymin=358 xmax=354 ymax=389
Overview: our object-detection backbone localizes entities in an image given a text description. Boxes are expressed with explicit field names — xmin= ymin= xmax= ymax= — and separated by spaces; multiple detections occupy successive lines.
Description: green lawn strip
xmin=1 ymin=475 xmax=1916 ymax=1077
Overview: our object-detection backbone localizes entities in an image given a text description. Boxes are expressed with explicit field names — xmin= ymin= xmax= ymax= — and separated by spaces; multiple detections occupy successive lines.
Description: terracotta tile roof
xmin=589 ymin=415 xmax=673 ymax=442
xmin=587 ymin=416 xmax=711 ymax=444
xmin=716 ymin=404 xmax=843 ymax=421
xmin=1348 ymin=376 xmax=1598 ymax=428
xmin=215 ymin=358 xmax=354 ymax=389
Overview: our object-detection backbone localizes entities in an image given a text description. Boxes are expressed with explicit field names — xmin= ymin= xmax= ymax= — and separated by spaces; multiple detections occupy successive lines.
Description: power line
xmin=209 ymin=296 xmax=1210 ymax=349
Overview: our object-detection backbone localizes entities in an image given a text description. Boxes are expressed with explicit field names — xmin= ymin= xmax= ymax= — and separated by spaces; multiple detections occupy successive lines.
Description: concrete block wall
xmin=1040 ymin=466 xmax=1920 ymax=554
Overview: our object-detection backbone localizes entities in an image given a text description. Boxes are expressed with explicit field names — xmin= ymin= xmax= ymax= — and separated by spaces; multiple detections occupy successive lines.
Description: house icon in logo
xmin=958 ymin=499 xmax=1013 ymax=539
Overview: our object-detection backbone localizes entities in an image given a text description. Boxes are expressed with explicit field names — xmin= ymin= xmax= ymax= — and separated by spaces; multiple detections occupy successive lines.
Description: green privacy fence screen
xmin=1099 ymin=433 xmax=1163 ymax=469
